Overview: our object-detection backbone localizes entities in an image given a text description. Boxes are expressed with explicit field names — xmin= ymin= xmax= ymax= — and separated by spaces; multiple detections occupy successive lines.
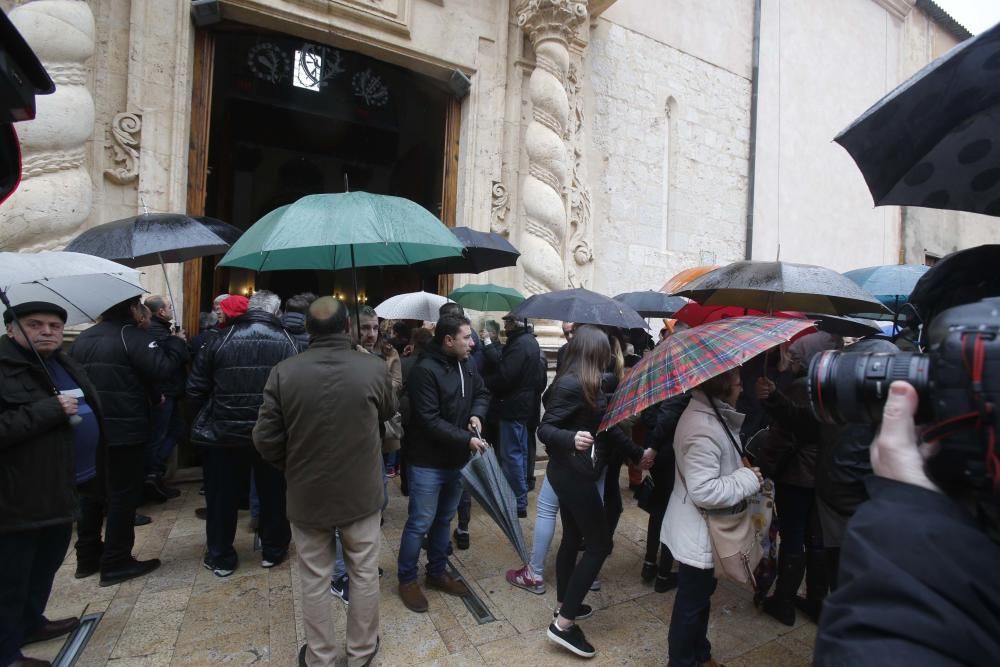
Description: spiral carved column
xmin=516 ymin=0 xmax=587 ymax=294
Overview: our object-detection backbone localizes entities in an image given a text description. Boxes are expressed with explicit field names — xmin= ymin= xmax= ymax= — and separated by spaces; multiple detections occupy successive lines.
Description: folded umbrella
xmin=0 ymin=251 xmax=146 ymax=325
xmin=460 ymin=446 xmax=530 ymax=566
xmin=374 ymin=291 xmax=452 ymax=322
xmin=414 ymin=227 xmax=521 ymax=275
xmin=509 ymin=287 xmax=648 ymax=330
xmin=613 ymin=291 xmax=688 ymax=318
xmin=600 ymin=316 xmax=816 ymax=431
xmin=448 ymin=283 xmax=524 ymax=312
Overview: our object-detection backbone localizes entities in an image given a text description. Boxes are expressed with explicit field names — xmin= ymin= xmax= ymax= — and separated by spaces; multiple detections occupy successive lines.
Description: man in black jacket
xmin=482 ymin=315 xmax=541 ymax=517
xmin=71 ymin=295 xmax=189 ymax=586
xmin=280 ymin=292 xmax=316 ymax=349
xmin=143 ymin=294 xmax=185 ymax=501
xmin=187 ymin=290 xmax=303 ymax=577
xmin=397 ymin=314 xmax=490 ymax=613
xmin=0 ymin=302 xmax=97 ymax=666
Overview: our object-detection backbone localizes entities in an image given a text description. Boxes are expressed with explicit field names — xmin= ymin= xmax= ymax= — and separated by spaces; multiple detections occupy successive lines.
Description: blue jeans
xmin=499 ymin=420 xmax=529 ymax=512
xmin=397 ymin=465 xmax=463 ymax=584
xmin=668 ymin=563 xmax=718 ymax=666
xmin=145 ymin=396 xmax=182 ymax=475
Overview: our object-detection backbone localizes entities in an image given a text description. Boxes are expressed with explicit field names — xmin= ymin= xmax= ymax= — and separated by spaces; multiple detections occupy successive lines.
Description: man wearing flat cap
xmin=0 ymin=301 xmax=103 ymax=667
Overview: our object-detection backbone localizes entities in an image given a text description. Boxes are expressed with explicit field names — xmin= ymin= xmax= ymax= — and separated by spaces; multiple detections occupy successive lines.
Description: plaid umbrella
xmin=599 ymin=316 xmax=816 ymax=431
xmin=460 ymin=446 xmax=530 ymax=566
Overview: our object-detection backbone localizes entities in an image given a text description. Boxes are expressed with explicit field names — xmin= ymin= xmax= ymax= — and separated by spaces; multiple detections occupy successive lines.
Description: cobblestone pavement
xmin=30 ymin=471 xmax=815 ymax=666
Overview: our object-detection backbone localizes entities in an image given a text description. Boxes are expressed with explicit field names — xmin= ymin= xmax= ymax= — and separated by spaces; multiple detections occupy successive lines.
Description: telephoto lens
xmin=808 ymin=350 xmax=931 ymax=424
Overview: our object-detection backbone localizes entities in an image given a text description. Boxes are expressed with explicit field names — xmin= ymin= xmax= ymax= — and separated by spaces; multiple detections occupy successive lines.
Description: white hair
xmin=248 ymin=290 xmax=281 ymax=315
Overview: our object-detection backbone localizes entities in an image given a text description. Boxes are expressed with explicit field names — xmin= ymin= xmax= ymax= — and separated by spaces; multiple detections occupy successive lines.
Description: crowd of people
xmin=2 ymin=287 xmax=998 ymax=667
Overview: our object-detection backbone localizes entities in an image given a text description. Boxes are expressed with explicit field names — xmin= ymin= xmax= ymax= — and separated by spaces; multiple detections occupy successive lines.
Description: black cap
xmin=3 ymin=301 xmax=68 ymax=325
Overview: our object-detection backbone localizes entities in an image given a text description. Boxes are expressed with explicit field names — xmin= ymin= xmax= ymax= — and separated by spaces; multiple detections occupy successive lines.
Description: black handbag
xmin=634 ymin=475 xmax=656 ymax=513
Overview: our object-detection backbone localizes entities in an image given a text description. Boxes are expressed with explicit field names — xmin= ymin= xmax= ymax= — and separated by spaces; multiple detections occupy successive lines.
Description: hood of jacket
xmin=281 ymin=311 xmax=307 ymax=334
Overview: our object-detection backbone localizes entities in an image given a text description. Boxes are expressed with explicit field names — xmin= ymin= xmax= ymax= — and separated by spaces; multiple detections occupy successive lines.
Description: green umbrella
xmin=218 ymin=192 xmax=464 ymax=271
xmin=448 ymin=283 xmax=525 ymax=312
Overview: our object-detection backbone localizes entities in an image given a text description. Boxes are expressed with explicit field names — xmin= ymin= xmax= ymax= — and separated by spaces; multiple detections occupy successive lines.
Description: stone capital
xmin=516 ymin=0 xmax=588 ymax=45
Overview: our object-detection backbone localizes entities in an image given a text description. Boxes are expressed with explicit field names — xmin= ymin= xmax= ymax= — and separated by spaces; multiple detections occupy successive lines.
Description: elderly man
xmin=188 ymin=290 xmax=303 ymax=577
xmin=143 ymin=294 xmax=186 ymax=501
xmin=0 ymin=302 xmax=101 ymax=666
xmin=255 ymin=297 xmax=395 ymax=667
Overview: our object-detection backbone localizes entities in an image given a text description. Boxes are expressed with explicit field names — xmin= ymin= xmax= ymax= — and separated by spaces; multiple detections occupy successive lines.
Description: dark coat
xmin=0 ymin=337 xmax=103 ymax=533
xmin=187 ymin=310 xmax=303 ymax=446
xmin=482 ymin=327 xmax=542 ymax=422
xmin=816 ymin=477 xmax=1000 ymax=666
xmin=537 ymin=373 xmax=641 ymax=481
xmin=148 ymin=316 xmax=186 ymax=397
xmin=758 ymin=377 xmax=821 ymax=487
xmin=280 ymin=311 xmax=310 ymax=348
xmin=254 ymin=334 xmax=396 ymax=528
xmin=70 ymin=319 xmax=189 ymax=446
xmin=405 ymin=341 xmax=490 ymax=470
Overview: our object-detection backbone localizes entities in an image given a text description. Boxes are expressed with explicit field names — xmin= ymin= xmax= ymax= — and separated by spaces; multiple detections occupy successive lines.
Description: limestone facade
xmin=0 ymin=0 xmax=995 ymax=326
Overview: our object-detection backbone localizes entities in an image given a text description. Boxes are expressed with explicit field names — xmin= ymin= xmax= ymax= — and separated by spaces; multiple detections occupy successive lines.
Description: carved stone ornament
xmin=565 ymin=62 xmax=594 ymax=289
xmin=516 ymin=0 xmax=588 ymax=45
xmin=490 ymin=182 xmax=510 ymax=235
xmin=104 ymin=112 xmax=142 ymax=185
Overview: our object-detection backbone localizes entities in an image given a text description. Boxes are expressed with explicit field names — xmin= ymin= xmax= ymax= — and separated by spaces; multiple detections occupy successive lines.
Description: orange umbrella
xmin=660 ymin=265 xmax=719 ymax=294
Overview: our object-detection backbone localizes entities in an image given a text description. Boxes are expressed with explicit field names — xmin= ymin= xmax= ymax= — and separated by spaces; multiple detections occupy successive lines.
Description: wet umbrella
xmin=907 ymin=244 xmax=1000 ymax=334
xmin=673 ymin=261 xmax=890 ymax=316
xmin=843 ymin=264 xmax=929 ymax=314
xmin=448 ymin=284 xmax=524 ymax=312
xmin=835 ymin=21 xmax=1000 ymax=216
xmin=460 ymin=445 xmax=530 ymax=565
xmin=809 ymin=313 xmax=882 ymax=338
xmin=660 ymin=265 xmax=719 ymax=294
xmin=374 ymin=291 xmax=452 ymax=322
xmin=509 ymin=288 xmax=648 ymax=329
xmin=195 ymin=216 xmax=244 ymax=246
xmin=414 ymin=227 xmax=521 ymax=275
xmin=599 ymin=316 xmax=817 ymax=431
xmin=613 ymin=291 xmax=688 ymax=318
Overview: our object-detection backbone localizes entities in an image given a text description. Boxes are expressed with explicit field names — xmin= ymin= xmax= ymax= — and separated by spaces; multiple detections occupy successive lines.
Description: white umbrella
xmin=0 ymin=251 xmax=147 ymax=325
xmin=374 ymin=291 xmax=452 ymax=322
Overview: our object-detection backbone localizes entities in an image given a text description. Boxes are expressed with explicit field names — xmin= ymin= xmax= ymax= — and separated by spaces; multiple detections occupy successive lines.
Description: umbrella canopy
xmin=614 ymin=291 xmax=688 ymax=318
xmin=217 ymin=192 xmax=464 ymax=271
xmin=674 ymin=261 xmax=890 ymax=316
xmin=195 ymin=216 xmax=244 ymax=246
xmin=64 ymin=213 xmax=230 ymax=267
xmin=509 ymin=288 xmax=648 ymax=329
xmin=809 ymin=313 xmax=882 ymax=338
xmin=460 ymin=447 xmax=530 ymax=565
xmin=907 ymin=244 xmax=1000 ymax=330
xmin=414 ymin=227 xmax=521 ymax=275
xmin=599 ymin=316 xmax=816 ymax=431
xmin=374 ymin=291 xmax=452 ymax=322
xmin=660 ymin=265 xmax=719 ymax=294
xmin=0 ymin=251 xmax=146 ymax=325
xmin=843 ymin=264 xmax=929 ymax=311
xmin=834 ymin=22 xmax=1000 ymax=216
xmin=448 ymin=284 xmax=525 ymax=312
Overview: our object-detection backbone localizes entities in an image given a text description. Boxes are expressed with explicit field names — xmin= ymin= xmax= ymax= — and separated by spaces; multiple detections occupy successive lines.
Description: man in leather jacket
xmin=142 ymin=294 xmax=186 ymax=501
xmin=187 ymin=291 xmax=304 ymax=577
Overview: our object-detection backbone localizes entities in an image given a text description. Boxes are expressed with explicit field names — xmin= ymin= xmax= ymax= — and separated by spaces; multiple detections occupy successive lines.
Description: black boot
xmin=795 ymin=548 xmax=829 ymax=624
xmin=763 ymin=552 xmax=805 ymax=626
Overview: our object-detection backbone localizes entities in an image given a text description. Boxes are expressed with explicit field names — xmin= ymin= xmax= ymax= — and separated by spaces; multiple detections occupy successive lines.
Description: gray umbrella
xmin=460 ymin=446 xmax=530 ymax=566
xmin=835 ymin=21 xmax=1000 ymax=216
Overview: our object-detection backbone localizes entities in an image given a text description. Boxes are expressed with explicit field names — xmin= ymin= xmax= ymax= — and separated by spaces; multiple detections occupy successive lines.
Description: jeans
xmin=397 ymin=465 xmax=463 ymax=584
xmin=0 ymin=524 xmax=72 ymax=665
xmin=499 ymin=420 xmax=529 ymax=512
xmin=668 ymin=564 xmax=718 ymax=667
xmin=145 ymin=397 xmax=182 ymax=476
xmin=202 ymin=445 xmax=290 ymax=568
xmin=75 ymin=476 xmax=105 ymax=568
xmin=775 ymin=483 xmax=815 ymax=556
xmin=104 ymin=444 xmax=145 ymax=569
xmin=547 ymin=461 xmax=611 ymax=620
xmin=529 ymin=471 xmax=606 ymax=578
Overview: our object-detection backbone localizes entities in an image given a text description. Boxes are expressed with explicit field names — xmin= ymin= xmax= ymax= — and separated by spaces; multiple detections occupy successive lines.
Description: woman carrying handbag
xmin=662 ymin=367 xmax=763 ymax=667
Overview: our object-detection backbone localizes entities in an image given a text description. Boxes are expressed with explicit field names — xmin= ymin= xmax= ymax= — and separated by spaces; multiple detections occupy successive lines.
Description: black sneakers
xmin=453 ymin=528 xmax=470 ymax=550
xmin=547 ymin=620 xmax=596 ymax=658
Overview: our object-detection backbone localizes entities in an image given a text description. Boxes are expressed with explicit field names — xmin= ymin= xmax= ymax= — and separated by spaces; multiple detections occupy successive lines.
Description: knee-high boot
xmin=763 ymin=551 xmax=805 ymax=626
xmin=794 ymin=548 xmax=828 ymax=623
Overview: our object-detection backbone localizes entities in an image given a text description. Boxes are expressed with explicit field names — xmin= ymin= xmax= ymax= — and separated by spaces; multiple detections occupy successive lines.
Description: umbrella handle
xmin=472 ymin=425 xmax=491 ymax=449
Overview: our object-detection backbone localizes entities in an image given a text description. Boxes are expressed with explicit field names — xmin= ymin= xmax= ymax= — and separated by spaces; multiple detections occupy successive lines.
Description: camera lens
xmin=808 ymin=350 xmax=930 ymax=424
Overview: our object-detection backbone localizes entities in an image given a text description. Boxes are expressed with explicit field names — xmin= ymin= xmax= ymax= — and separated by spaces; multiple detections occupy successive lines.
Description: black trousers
xmin=547 ymin=461 xmax=611 ymax=621
xmin=75 ymin=476 xmax=105 ymax=568
xmin=644 ymin=449 xmax=676 ymax=563
xmin=668 ymin=563 xmax=718 ymax=666
xmin=0 ymin=523 xmax=72 ymax=666
xmin=103 ymin=444 xmax=145 ymax=570
xmin=202 ymin=445 xmax=290 ymax=568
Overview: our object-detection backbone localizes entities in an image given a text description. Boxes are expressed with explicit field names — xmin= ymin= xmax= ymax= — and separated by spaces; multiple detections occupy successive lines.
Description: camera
xmin=808 ymin=298 xmax=1000 ymax=502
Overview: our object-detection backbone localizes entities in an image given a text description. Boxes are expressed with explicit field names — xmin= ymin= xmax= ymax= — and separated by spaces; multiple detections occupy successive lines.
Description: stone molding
xmin=21 ymin=147 xmax=86 ymax=179
xmin=286 ymin=0 xmax=413 ymax=36
xmin=104 ymin=111 xmax=142 ymax=185
xmin=871 ymin=0 xmax=916 ymax=21
xmin=516 ymin=0 xmax=588 ymax=46
xmin=565 ymin=61 xmax=593 ymax=288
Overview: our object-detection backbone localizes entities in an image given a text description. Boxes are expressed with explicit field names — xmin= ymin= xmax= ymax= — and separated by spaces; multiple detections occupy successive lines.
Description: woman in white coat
xmin=661 ymin=368 xmax=763 ymax=667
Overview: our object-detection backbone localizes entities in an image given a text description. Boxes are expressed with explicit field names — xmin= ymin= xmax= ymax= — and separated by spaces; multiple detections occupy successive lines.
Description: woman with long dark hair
xmin=539 ymin=325 xmax=643 ymax=658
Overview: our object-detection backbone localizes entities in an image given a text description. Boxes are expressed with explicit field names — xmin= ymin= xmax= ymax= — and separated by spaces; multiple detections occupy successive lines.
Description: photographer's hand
xmin=870 ymin=381 xmax=941 ymax=494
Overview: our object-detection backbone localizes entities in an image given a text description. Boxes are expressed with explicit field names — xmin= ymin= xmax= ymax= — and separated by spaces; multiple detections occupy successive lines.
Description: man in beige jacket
xmin=254 ymin=297 xmax=396 ymax=667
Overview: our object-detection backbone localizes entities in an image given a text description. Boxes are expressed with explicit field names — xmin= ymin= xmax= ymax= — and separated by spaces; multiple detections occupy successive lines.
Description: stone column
xmin=516 ymin=0 xmax=588 ymax=295
xmin=1 ymin=0 xmax=95 ymax=251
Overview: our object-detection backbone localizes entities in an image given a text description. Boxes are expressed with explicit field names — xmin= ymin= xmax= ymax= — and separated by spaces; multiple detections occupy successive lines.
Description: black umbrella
xmin=460 ymin=445 xmax=530 ymax=566
xmin=412 ymin=226 xmax=520 ymax=275
xmin=674 ymin=261 xmax=890 ymax=316
xmin=835 ymin=21 xmax=1000 ymax=216
xmin=809 ymin=313 xmax=882 ymax=338
xmin=509 ymin=287 xmax=648 ymax=329
xmin=195 ymin=216 xmax=244 ymax=246
xmin=907 ymin=245 xmax=1000 ymax=333
xmin=613 ymin=291 xmax=687 ymax=317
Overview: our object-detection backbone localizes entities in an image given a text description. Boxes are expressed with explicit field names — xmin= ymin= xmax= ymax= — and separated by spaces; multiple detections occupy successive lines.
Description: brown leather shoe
xmin=398 ymin=581 xmax=429 ymax=612
xmin=426 ymin=573 xmax=469 ymax=597
xmin=21 ymin=616 xmax=80 ymax=646
xmin=13 ymin=658 xmax=51 ymax=666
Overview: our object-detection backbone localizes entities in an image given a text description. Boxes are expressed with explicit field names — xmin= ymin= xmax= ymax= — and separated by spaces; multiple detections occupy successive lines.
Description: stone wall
xmin=586 ymin=18 xmax=752 ymax=296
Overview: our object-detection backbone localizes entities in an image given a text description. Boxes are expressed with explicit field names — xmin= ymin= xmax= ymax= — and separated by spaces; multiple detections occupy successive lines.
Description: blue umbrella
xmin=843 ymin=264 xmax=929 ymax=313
